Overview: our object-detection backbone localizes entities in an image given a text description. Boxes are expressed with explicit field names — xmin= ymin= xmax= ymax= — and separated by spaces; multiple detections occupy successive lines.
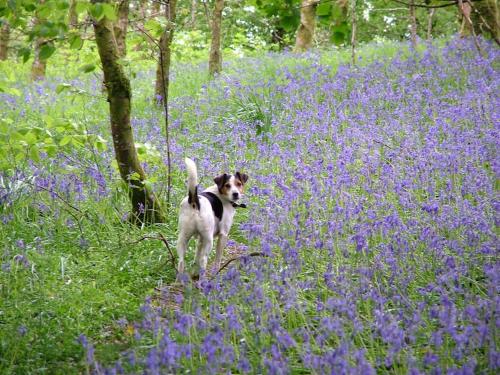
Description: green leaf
xmin=330 ymin=31 xmax=345 ymax=45
xmin=71 ymin=137 xmax=83 ymax=147
xmin=316 ymin=3 xmax=331 ymax=17
xmin=69 ymin=34 xmax=83 ymax=49
xmin=102 ymin=3 xmax=116 ymax=21
xmin=330 ymin=5 xmax=343 ymax=19
xmin=95 ymin=140 xmax=107 ymax=152
xmin=39 ymin=43 xmax=56 ymax=60
xmin=30 ymin=147 xmax=40 ymax=162
xmin=75 ymin=2 xmax=89 ymax=14
xmin=56 ymin=83 xmax=72 ymax=94
xmin=79 ymin=63 xmax=96 ymax=73
xmin=60 ymin=135 xmax=72 ymax=146
xmin=44 ymin=144 xmax=58 ymax=157
xmin=144 ymin=19 xmax=163 ymax=37
xmin=6 ymin=87 xmax=21 ymax=97
xmin=281 ymin=15 xmax=297 ymax=32
xmin=89 ymin=3 xmax=104 ymax=20
xmin=18 ymin=47 xmax=31 ymax=63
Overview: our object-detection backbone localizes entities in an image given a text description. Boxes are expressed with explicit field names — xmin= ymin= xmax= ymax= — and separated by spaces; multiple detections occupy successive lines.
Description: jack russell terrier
xmin=176 ymin=158 xmax=248 ymax=279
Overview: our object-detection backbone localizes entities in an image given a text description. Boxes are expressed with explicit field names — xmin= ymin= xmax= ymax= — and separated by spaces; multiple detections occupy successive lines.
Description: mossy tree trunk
xmin=68 ymin=0 xmax=78 ymax=28
xmin=208 ymin=0 xmax=224 ymax=77
xmin=459 ymin=0 xmax=473 ymax=36
xmin=350 ymin=0 xmax=357 ymax=65
xmin=155 ymin=0 xmax=177 ymax=103
xmin=31 ymin=38 xmax=47 ymax=80
xmin=31 ymin=2 xmax=47 ymax=80
xmin=154 ymin=0 xmax=177 ymax=207
xmin=92 ymin=0 xmax=164 ymax=224
xmin=113 ymin=0 xmax=129 ymax=57
xmin=409 ymin=0 xmax=417 ymax=48
xmin=471 ymin=0 xmax=500 ymax=45
xmin=0 ymin=21 xmax=9 ymax=61
xmin=295 ymin=0 xmax=317 ymax=52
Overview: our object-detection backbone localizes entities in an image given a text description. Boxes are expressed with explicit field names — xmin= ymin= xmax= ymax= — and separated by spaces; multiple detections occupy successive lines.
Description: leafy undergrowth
xmin=1 ymin=38 xmax=499 ymax=373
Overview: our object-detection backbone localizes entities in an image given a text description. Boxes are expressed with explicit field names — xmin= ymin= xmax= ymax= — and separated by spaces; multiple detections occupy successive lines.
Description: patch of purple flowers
xmin=2 ymin=37 xmax=498 ymax=373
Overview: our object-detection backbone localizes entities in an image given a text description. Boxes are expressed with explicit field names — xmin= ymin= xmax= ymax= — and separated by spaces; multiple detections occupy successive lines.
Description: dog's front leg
xmin=215 ymin=233 xmax=228 ymax=270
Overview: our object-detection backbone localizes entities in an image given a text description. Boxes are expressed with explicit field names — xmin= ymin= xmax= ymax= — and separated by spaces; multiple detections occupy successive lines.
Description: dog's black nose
xmin=232 ymin=192 xmax=239 ymax=200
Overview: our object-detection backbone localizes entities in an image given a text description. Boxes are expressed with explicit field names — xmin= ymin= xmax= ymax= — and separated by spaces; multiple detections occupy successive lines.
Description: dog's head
xmin=214 ymin=171 xmax=248 ymax=203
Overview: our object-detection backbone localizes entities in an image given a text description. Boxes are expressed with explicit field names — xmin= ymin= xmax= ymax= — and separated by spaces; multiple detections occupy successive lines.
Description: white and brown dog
xmin=176 ymin=158 xmax=248 ymax=279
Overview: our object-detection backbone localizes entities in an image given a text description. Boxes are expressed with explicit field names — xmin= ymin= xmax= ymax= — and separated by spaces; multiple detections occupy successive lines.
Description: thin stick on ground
xmin=214 ymin=251 xmax=267 ymax=276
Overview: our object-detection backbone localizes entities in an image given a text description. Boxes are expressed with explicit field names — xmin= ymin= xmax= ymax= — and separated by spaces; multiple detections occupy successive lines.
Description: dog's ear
xmin=214 ymin=173 xmax=230 ymax=191
xmin=235 ymin=172 xmax=249 ymax=184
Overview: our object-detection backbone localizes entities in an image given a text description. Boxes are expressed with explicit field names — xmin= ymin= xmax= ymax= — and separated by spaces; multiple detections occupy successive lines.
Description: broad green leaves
xmin=0 ymin=113 xmax=108 ymax=169
xmin=39 ymin=43 xmax=56 ymax=60
xmin=1 ymin=0 xmax=117 ymax=66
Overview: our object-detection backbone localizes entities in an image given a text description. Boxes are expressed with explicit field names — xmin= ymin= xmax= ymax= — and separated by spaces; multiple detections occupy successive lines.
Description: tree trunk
xmin=409 ymin=0 xmax=417 ymax=48
xmin=470 ymin=0 xmax=500 ymax=45
xmin=0 ymin=21 xmax=9 ymax=61
xmin=350 ymin=0 xmax=357 ymax=65
xmin=295 ymin=0 xmax=317 ymax=52
xmin=31 ymin=2 xmax=47 ymax=80
xmin=68 ymin=0 xmax=78 ymax=28
xmin=114 ymin=0 xmax=129 ymax=57
xmin=458 ymin=0 xmax=482 ymax=53
xmin=92 ymin=0 xmax=164 ymax=224
xmin=427 ymin=8 xmax=435 ymax=40
xmin=459 ymin=0 xmax=473 ymax=36
xmin=31 ymin=38 xmax=47 ymax=80
xmin=190 ymin=0 xmax=197 ymax=27
xmin=154 ymin=0 xmax=177 ymax=207
xmin=155 ymin=0 xmax=177 ymax=102
xmin=152 ymin=0 xmax=160 ymax=14
xmin=208 ymin=0 xmax=224 ymax=77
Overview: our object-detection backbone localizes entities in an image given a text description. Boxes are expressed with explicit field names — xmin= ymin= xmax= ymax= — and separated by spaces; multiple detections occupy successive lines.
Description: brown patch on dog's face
xmin=214 ymin=173 xmax=230 ymax=195
xmin=234 ymin=172 xmax=248 ymax=193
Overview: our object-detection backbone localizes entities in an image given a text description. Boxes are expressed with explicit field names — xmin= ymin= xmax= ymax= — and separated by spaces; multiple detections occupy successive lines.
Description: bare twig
xmin=391 ymin=0 xmax=481 ymax=9
xmin=373 ymin=139 xmax=395 ymax=149
xmin=215 ymin=251 xmax=267 ymax=276
xmin=133 ymin=233 xmax=176 ymax=270
xmin=457 ymin=0 xmax=483 ymax=54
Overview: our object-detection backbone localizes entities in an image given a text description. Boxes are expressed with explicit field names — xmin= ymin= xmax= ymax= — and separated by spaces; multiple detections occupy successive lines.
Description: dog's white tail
xmin=185 ymin=157 xmax=198 ymax=197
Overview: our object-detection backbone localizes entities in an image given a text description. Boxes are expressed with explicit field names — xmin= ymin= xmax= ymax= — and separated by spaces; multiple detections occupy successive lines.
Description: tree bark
xmin=427 ymin=8 xmax=435 ymax=40
xmin=459 ymin=0 xmax=473 ymax=36
xmin=0 ymin=21 xmax=9 ymax=61
xmin=350 ymin=0 xmax=357 ymax=65
xmin=190 ymin=0 xmax=197 ymax=27
xmin=92 ymin=0 xmax=164 ymax=224
xmin=154 ymin=0 xmax=177 ymax=207
xmin=458 ymin=0 xmax=482 ymax=53
xmin=31 ymin=38 xmax=47 ymax=80
xmin=114 ymin=0 xmax=129 ymax=57
xmin=470 ymin=0 xmax=500 ymax=44
xmin=31 ymin=2 xmax=47 ymax=80
xmin=68 ymin=0 xmax=78 ymax=28
xmin=208 ymin=0 xmax=224 ymax=77
xmin=409 ymin=0 xmax=417 ymax=48
xmin=152 ymin=0 xmax=160 ymax=14
xmin=295 ymin=0 xmax=318 ymax=52
xmin=155 ymin=0 xmax=177 ymax=102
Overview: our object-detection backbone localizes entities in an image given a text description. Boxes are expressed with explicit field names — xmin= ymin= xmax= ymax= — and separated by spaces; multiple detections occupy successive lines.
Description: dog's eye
xmin=236 ymin=182 xmax=242 ymax=187
xmin=225 ymin=183 xmax=231 ymax=188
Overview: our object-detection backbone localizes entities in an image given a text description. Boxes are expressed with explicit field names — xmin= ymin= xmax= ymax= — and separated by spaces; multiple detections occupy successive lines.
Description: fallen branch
xmin=215 ymin=251 xmax=268 ymax=276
